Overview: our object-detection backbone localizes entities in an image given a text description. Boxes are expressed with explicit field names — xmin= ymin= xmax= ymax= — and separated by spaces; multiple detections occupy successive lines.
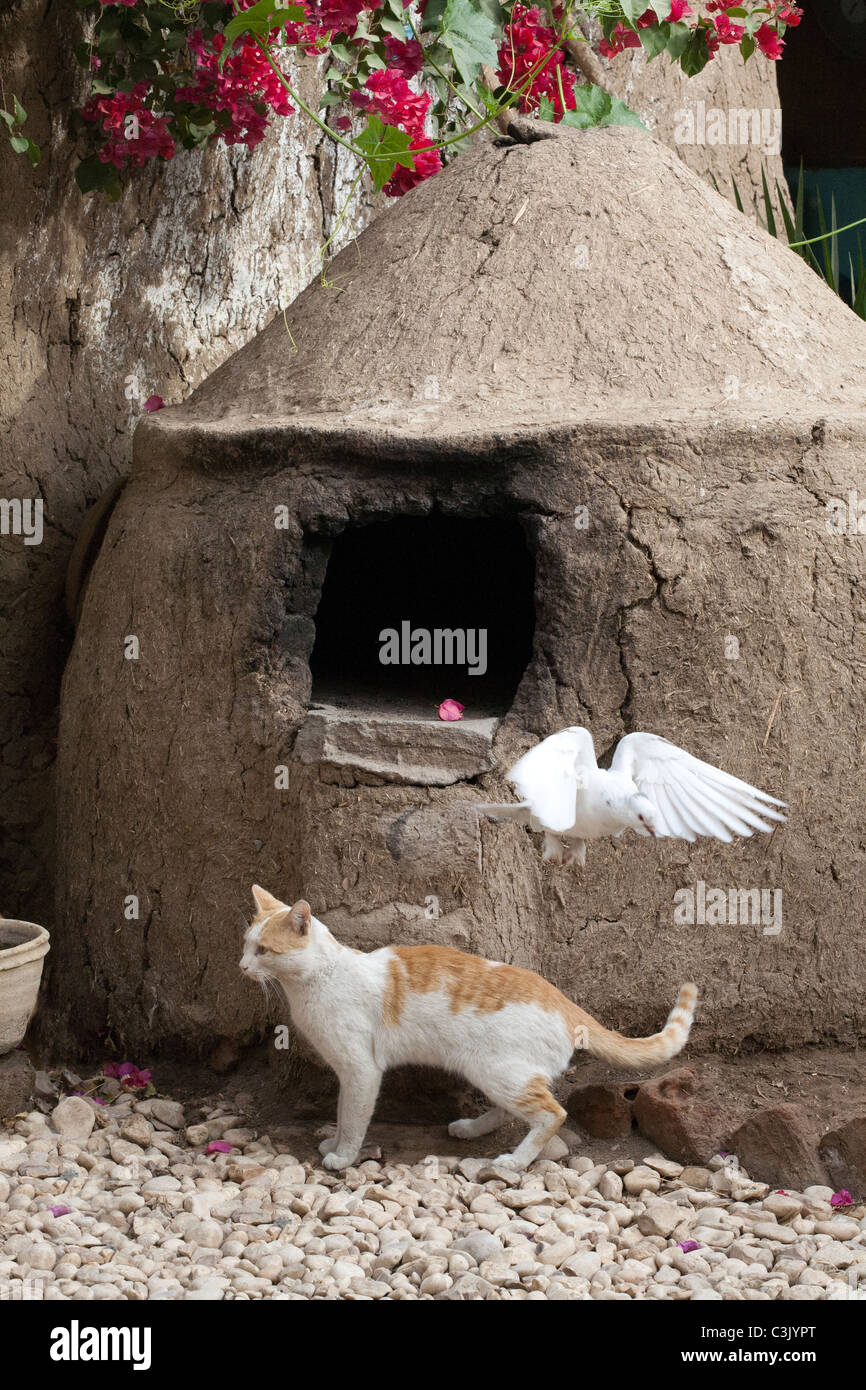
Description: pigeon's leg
xmin=542 ymin=832 xmax=565 ymax=863
xmin=447 ymin=1108 xmax=507 ymax=1140
xmin=562 ymin=839 xmax=586 ymax=869
xmin=475 ymin=801 xmax=531 ymax=825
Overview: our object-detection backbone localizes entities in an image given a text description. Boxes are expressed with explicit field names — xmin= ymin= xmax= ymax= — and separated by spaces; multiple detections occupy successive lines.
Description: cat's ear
xmin=251 ymin=884 xmax=286 ymax=916
xmin=259 ymin=901 xmax=311 ymax=954
xmin=289 ymin=900 xmax=312 ymax=936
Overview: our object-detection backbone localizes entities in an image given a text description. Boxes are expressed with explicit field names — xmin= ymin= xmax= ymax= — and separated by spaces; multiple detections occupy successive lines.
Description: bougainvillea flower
xmin=143 ymin=394 xmax=165 ymax=412
xmin=830 ymin=1190 xmax=853 ymax=1207
xmin=383 ymin=35 xmax=424 ymax=79
xmin=104 ymin=1061 xmax=151 ymax=1088
xmin=206 ymin=1140 xmax=233 ymax=1154
xmin=438 ymin=699 xmax=464 ymax=722
xmin=384 ymin=138 xmax=442 ymax=196
xmin=755 ymin=22 xmax=785 ymax=58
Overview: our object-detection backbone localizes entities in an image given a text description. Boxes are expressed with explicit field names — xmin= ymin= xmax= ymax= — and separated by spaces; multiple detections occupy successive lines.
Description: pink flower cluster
xmin=104 ymin=1061 xmax=152 ymax=1089
xmin=350 ymin=68 xmax=442 ymax=196
xmin=600 ymin=1 xmax=691 ymax=59
xmin=383 ymin=35 xmax=424 ymax=78
xmin=600 ymin=2 xmax=801 ymax=62
xmin=496 ymin=5 xmax=576 ymax=119
xmin=176 ymin=31 xmax=295 ymax=149
xmin=81 ymin=84 xmax=175 ymax=169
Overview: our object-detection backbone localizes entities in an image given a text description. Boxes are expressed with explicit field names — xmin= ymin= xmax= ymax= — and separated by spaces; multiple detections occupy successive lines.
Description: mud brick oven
xmin=52 ymin=123 xmax=866 ymax=1073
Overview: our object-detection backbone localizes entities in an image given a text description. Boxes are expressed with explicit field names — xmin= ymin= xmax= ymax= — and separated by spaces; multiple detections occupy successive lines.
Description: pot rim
xmin=0 ymin=919 xmax=51 ymax=972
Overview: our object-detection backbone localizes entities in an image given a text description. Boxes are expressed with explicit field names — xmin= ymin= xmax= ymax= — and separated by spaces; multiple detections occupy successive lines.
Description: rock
xmin=818 ymin=1116 xmax=866 ymax=1198
xmin=540 ymin=1135 xmax=569 ymax=1162
xmin=643 ymin=1154 xmax=683 ymax=1179
xmin=452 ymin=1231 xmax=503 ymax=1264
xmin=729 ymin=1105 xmax=826 ymax=1190
xmin=138 ymin=1099 xmax=186 ymax=1130
xmin=598 ymin=1172 xmax=622 ymax=1202
xmin=561 ymin=1249 xmax=602 ymax=1279
xmin=0 ymin=1053 xmax=36 ymax=1118
xmin=679 ymin=1165 xmax=712 ymax=1189
xmin=762 ymin=1192 xmax=804 ymax=1222
xmin=120 ymin=1116 xmax=153 ymax=1148
xmin=632 ymin=1069 xmax=729 ymax=1165
xmin=565 ymin=1082 xmax=635 ymax=1140
xmin=623 ymin=1166 xmax=661 ymax=1195
xmin=185 ymin=1124 xmax=209 ymax=1146
xmin=637 ymin=1200 xmax=681 ymax=1238
xmin=51 ymin=1096 xmax=95 ymax=1142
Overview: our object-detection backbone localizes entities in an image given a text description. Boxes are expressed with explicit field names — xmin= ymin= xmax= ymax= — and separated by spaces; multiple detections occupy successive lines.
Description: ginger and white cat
xmin=240 ymin=886 xmax=697 ymax=1171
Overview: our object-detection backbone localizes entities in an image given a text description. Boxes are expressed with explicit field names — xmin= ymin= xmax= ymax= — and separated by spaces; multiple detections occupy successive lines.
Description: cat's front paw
xmin=322 ymin=1149 xmax=359 ymax=1172
xmin=318 ymin=1136 xmax=338 ymax=1156
xmin=491 ymin=1153 xmax=523 ymax=1171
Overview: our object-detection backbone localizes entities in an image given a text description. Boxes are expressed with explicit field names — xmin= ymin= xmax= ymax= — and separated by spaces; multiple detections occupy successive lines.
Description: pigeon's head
xmin=626 ymin=793 xmax=660 ymax=838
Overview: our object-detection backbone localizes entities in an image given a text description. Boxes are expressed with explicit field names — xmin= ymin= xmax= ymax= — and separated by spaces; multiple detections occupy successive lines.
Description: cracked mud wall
xmin=53 ymin=417 xmax=866 ymax=1067
xmin=0 ymin=0 xmax=371 ymax=925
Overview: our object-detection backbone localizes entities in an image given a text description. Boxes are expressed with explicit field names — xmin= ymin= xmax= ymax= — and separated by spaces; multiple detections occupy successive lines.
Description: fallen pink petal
xmin=48 ymin=1205 xmax=71 ymax=1218
xmin=677 ymin=1240 xmax=701 ymax=1253
xmin=143 ymin=394 xmax=165 ymax=412
xmin=206 ymin=1140 xmax=233 ymax=1154
xmin=438 ymin=698 xmax=464 ymax=722
xmin=830 ymin=1190 xmax=853 ymax=1207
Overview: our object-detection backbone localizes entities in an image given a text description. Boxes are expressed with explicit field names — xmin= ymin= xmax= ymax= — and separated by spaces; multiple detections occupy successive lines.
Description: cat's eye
xmin=255 ymin=945 xmax=267 ymax=956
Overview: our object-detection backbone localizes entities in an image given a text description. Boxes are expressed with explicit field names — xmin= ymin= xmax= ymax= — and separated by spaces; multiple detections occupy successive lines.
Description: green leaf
xmin=438 ymin=0 xmax=499 ymax=87
xmin=639 ymin=23 xmax=670 ymax=60
xmin=665 ymin=20 xmax=691 ymax=59
xmin=13 ymin=95 xmax=27 ymax=126
xmin=220 ymin=0 xmax=306 ymax=67
xmin=75 ymin=154 xmax=121 ymax=200
xmin=679 ymin=26 xmax=711 ymax=77
xmin=9 ymin=134 xmax=29 ymax=153
xmin=618 ymin=0 xmax=644 ymax=27
xmin=559 ymin=85 xmax=647 ymax=131
xmin=379 ymin=14 xmax=410 ymax=40
xmin=354 ymin=113 xmax=415 ymax=192
xmin=739 ymin=33 xmax=755 ymax=60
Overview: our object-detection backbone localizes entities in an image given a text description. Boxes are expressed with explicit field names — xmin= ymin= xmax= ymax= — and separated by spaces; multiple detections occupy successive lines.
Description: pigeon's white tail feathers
xmin=572 ymin=983 xmax=698 ymax=1067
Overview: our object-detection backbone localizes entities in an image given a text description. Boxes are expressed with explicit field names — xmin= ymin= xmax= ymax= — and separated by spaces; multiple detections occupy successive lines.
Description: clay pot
xmin=0 ymin=920 xmax=50 ymax=1054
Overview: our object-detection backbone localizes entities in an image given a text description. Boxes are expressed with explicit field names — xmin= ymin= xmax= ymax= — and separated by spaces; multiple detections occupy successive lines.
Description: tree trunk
xmin=0 ymin=0 xmax=371 ymax=927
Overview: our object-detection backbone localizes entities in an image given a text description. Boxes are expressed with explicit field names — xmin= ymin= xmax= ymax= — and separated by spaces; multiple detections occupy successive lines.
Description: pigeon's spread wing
xmin=611 ymin=732 xmax=786 ymax=844
xmin=507 ymin=727 xmax=597 ymax=834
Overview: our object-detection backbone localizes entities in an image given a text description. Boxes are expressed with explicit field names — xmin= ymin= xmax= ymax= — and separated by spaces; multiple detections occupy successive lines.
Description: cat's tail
xmin=570 ymin=983 xmax=698 ymax=1067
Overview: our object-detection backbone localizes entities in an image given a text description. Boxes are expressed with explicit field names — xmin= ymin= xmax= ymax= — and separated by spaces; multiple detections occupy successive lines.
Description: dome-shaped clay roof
xmin=149 ymin=122 xmax=866 ymax=446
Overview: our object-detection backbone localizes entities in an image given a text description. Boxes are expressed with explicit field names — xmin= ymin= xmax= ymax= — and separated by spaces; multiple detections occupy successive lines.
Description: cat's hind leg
xmin=448 ymin=1107 xmax=507 ymax=1140
xmin=485 ymin=1073 xmax=566 ymax=1171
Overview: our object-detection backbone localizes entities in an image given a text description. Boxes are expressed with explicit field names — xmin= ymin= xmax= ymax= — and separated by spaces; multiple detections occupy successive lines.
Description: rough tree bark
xmin=0 ymin=0 xmax=370 ymax=926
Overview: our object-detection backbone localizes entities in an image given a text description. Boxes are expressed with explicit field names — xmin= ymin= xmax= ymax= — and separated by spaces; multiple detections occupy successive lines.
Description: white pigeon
xmin=476 ymin=727 xmax=786 ymax=867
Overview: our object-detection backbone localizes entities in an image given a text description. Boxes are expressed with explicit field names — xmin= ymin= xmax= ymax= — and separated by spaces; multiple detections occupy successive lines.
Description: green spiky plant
xmin=719 ymin=163 xmax=866 ymax=321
